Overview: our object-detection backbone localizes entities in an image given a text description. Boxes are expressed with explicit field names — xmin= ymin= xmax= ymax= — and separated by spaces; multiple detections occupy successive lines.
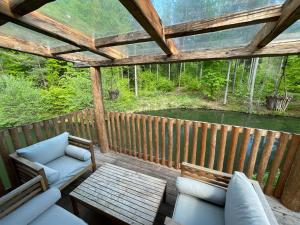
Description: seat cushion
xmin=17 ymin=132 xmax=69 ymax=164
xmin=0 ymin=188 xmax=61 ymax=225
xmin=173 ymin=193 xmax=225 ymax=225
xmin=35 ymin=162 xmax=60 ymax=185
xmin=176 ymin=177 xmax=226 ymax=206
xmin=65 ymin=145 xmax=91 ymax=161
xmin=225 ymin=172 xmax=270 ymax=225
xmin=46 ymin=155 xmax=91 ymax=188
xmin=29 ymin=205 xmax=87 ymax=225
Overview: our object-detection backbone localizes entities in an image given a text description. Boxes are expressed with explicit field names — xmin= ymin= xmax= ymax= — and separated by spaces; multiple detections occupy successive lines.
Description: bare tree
xmin=248 ymin=58 xmax=259 ymax=112
xmin=223 ymin=60 xmax=232 ymax=105
xmin=232 ymin=59 xmax=240 ymax=93
xmin=134 ymin=65 xmax=138 ymax=97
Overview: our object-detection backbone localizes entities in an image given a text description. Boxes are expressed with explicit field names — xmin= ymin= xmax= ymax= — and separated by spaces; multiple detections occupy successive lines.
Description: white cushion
xmin=225 ymin=172 xmax=270 ymax=225
xmin=29 ymin=205 xmax=87 ymax=225
xmin=17 ymin=132 xmax=69 ymax=164
xmin=34 ymin=162 xmax=60 ymax=185
xmin=0 ymin=188 xmax=61 ymax=225
xmin=65 ymin=145 xmax=91 ymax=161
xmin=173 ymin=193 xmax=225 ymax=225
xmin=176 ymin=177 xmax=226 ymax=206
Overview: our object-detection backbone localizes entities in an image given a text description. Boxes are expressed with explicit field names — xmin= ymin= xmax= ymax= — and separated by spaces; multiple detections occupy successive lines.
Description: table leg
xmin=163 ymin=187 xmax=167 ymax=203
xmin=71 ymin=196 xmax=79 ymax=216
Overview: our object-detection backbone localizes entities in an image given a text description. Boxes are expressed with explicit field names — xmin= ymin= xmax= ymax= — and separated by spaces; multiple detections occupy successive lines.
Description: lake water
xmin=140 ymin=108 xmax=300 ymax=134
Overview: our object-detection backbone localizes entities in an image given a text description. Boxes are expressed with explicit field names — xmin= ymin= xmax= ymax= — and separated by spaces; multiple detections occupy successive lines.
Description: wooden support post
xmin=90 ymin=67 xmax=109 ymax=153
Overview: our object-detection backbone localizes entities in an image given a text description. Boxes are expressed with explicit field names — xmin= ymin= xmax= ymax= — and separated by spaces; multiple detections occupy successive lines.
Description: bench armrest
xmin=164 ymin=217 xmax=182 ymax=225
xmin=0 ymin=175 xmax=46 ymax=218
xmin=9 ymin=153 xmax=48 ymax=188
xmin=68 ymin=135 xmax=96 ymax=171
xmin=181 ymin=162 xmax=231 ymax=189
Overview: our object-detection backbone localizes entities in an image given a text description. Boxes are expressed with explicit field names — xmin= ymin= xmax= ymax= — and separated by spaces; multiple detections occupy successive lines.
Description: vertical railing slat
xmin=154 ymin=117 xmax=159 ymax=163
xmin=148 ymin=116 xmax=153 ymax=161
xmin=136 ymin=114 xmax=142 ymax=158
xmin=264 ymin=132 xmax=290 ymax=195
xmin=126 ymin=114 xmax=132 ymax=156
xmin=9 ymin=127 xmax=21 ymax=150
xmin=107 ymin=112 xmax=113 ymax=149
xmin=115 ymin=112 xmax=122 ymax=153
xmin=142 ymin=115 xmax=148 ymax=161
xmin=191 ymin=121 xmax=199 ymax=165
xmin=168 ymin=119 xmax=174 ymax=167
xmin=217 ymin=125 xmax=228 ymax=171
xmin=33 ymin=122 xmax=43 ymax=142
xmin=199 ymin=122 xmax=208 ymax=166
xmin=120 ymin=113 xmax=126 ymax=153
xmin=161 ymin=118 xmax=167 ymax=165
xmin=131 ymin=114 xmax=137 ymax=157
xmin=237 ymin=127 xmax=252 ymax=172
xmin=256 ymin=131 xmax=275 ymax=184
xmin=22 ymin=125 xmax=34 ymax=146
xmin=246 ymin=129 xmax=263 ymax=178
xmin=226 ymin=126 xmax=240 ymax=174
xmin=111 ymin=113 xmax=117 ymax=152
xmin=175 ymin=119 xmax=182 ymax=169
xmin=183 ymin=121 xmax=191 ymax=163
xmin=208 ymin=124 xmax=218 ymax=169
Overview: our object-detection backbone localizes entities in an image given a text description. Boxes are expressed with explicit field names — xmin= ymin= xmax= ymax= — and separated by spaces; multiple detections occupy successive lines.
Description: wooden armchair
xmin=10 ymin=135 xmax=96 ymax=190
xmin=0 ymin=175 xmax=46 ymax=218
xmin=165 ymin=162 xmax=278 ymax=225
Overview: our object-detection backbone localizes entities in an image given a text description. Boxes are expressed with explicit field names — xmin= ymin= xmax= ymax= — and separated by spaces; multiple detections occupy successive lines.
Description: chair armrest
xmin=164 ymin=217 xmax=182 ymax=225
xmin=9 ymin=153 xmax=48 ymax=188
xmin=0 ymin=175 xmax=46 ymax=218
xmin=181 ymin=162 xmax=231 ymax=189
xmin=68 ymin=135 xmax=96 ymax=171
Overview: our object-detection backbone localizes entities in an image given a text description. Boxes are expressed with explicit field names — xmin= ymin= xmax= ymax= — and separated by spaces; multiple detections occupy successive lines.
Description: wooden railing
xmin=106 ymin=111 xmax=300 ymax=198
xmin=0 ymin=108 xmax=97 ymax=191
xmin=1 ymin=109 xmax=299 ymax=199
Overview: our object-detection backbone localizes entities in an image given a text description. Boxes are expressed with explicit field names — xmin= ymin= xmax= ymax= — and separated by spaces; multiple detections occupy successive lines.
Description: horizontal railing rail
xmin=0 ymin=108 xmax=97 ymax=191
xmin=106 ymin=111 xmax=300 ymax=198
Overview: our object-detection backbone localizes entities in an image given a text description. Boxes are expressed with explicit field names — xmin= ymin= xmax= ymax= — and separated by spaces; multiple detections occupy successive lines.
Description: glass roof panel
xmin=152 ymin=0 xmax=285 ymax=26
xmin=272 ymin=20 xmax=300 ymax=42
xmin=38 ymin=0 xmax=143 ymax=39
xmin=114 ymin=42 xmax=164 ymax=57
xmin=174 ymin=24 xmax=263 ymax=51
xmin=0 ymin=22 xmax=67 ymax=47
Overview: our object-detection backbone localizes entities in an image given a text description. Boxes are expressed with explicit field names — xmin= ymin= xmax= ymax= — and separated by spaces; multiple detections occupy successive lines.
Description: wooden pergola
xmin=1 ymin=0 xmax=300 ymax=152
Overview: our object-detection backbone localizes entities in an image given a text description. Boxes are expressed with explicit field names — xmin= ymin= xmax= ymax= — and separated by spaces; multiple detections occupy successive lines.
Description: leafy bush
xmin=200 ymin=71 xmax=226 ymax=99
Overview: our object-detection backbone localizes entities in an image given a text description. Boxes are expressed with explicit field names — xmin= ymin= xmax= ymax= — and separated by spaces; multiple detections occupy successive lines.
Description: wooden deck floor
xmin=58 ymin=149 xmax=300 ymax=225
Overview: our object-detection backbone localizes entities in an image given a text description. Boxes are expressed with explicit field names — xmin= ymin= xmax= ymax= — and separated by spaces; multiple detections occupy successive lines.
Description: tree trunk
xmin=248 ymin=58 xmax=259 ymax=113
xmin=168 ymin=63 xmax=171 ymax=80
xmin=223 ymin=60 xmax=232 ymax=105
xmin=275 ymin=56 xmax=288 ymax=96
xmin=179 ymin=63 xmax=183 ymax=87
xmin=156 ymin=64 xmax=159 ymax=81
xmin=232 ymin=59 xmax=239 ymax=93
xmin=134 ymin=65 xmax=138 ymax=97
xmin=240 ymin=59 xmax=246 ymax=86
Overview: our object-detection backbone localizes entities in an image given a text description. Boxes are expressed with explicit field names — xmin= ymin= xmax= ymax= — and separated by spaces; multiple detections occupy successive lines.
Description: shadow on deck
xmin=58 ymin=148 xmax=300 ymax=225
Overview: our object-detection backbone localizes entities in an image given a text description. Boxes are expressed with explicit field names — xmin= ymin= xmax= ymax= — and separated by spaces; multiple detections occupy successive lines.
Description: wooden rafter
xmin=0 ymin=33 xmax=97 ymax=62
xmin=119 ymin=0 xmax=178 ymax=55
xmin=75 ymin=40 xmax=300 ymax=67
xmin=50 ymin=5 xmax=282 ymax=55
xmin=0 ymin=0 xmax=125 ymax=59
xmin=9 ymin=0 xmax=55 ymax=16
xmin=249 ymin=0 xmax=300 ymax=49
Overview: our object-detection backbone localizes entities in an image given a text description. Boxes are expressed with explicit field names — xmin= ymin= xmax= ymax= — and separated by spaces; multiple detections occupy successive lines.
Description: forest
xmin=0 ymin=48 xmax=299 ymax=129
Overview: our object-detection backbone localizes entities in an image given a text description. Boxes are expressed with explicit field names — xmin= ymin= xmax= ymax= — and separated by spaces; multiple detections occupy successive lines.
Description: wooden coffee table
xmin=70 ymin=163 xmax=167 ymax=225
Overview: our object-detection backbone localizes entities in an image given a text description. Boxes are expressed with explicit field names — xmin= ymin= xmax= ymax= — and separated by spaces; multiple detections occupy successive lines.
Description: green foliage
xmin=0 ymin=76 xmax=46 ymax=127
xmin=180 ymin=72 xmax=201 ymax=91
xmin=201 ymin=71 xmax=227 ymax=99
xmin=286 ymin=56 xmax=300 ymax=93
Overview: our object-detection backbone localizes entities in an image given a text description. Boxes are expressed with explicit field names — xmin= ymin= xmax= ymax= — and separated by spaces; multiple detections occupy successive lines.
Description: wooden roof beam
xmin=119 ymin=0 xmax=178 ymax=55
xmin=75 ymin=40 xmax=300 ymax=67
xmin=51 ymin=5 xmax=282 ymax=55
xmin=9 ymin=0 xmax=55 ymax=16
xmin=249 ymin=0 xmax=300 ymax=49
xmin=0 ymin=0 xmax=125 ymax=59
xmin=0 ymin=33 xmax=96 ymax=62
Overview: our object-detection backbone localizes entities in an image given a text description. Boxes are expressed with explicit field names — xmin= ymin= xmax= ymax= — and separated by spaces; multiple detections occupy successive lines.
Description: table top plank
xmin=83 ymin=178 xmax=161 ymax=209
xmin=70 ymin=163 xmax=167 ymax=225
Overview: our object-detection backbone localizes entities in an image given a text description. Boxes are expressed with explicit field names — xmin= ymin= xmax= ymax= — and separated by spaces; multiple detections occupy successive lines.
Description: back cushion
xmin=176 ymin=177 xmax=226 ymax=206
xmin=17 ymin=132 xmax=69 ymax=164
xmin=225 ymin=172 xmax=270 ymax=225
